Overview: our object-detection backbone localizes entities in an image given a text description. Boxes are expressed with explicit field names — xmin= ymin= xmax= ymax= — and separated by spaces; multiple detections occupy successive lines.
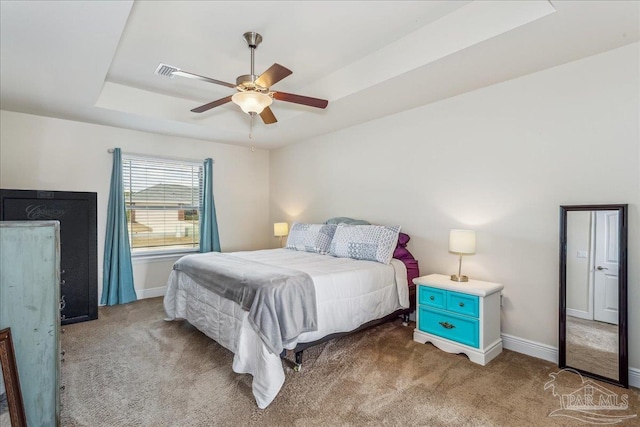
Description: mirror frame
xmin=559 ymin=204 xmax=628 ymax=388
xmin=1 ymin=327 xmax=27 ymax=427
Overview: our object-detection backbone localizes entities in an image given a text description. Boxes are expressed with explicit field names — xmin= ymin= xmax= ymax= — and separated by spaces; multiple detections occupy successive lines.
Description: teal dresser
xmin=413 ymin=274 xmax=503 ymax=365
xmin=0 ymin=221 xmax=61 ymax=426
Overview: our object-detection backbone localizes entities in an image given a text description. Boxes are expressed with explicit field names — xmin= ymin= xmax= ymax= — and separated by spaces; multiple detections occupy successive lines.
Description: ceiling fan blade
xmin=272 ymin=91 xmax=328 ymax=109
xmin=191 ymin=95 xmax=233 ymax=113
xmin=255 ymin=63 xmax=292 ymax=88
xmin=259 ymin=106 xmax=277 ymax=125
xmin=172 ymin=70 xmax=236 ymax=89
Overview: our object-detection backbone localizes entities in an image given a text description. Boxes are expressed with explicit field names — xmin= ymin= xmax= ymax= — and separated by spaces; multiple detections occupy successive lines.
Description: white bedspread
xmin=164 ymin=248 xmax=409 ymax=408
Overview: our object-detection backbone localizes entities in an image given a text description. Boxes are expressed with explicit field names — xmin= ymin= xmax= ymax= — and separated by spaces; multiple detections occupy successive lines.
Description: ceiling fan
xmin=155 ymin=31 xmax=328 ymax=126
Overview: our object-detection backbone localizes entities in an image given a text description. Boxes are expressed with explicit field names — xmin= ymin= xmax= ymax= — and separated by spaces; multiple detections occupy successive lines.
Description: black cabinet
xmin=0 ymin=189 xmax=98 ymax=324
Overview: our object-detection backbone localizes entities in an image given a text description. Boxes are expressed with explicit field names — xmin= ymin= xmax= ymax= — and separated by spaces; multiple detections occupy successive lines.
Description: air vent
xmin=155 ymin=63 xmax=179 ymax=77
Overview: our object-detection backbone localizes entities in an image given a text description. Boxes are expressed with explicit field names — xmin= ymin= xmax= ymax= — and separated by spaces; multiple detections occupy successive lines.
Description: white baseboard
xmin=97 ymin=285 xmax=166 ymax=306
xmin=501 ymin=333 xmax=639 ymax=389
xmin=629 ymin=367 xmax=640 ymax=389
xmin=566 ymin=308 xmax=591 ymax=321
xmin=136 ymin=286 xmax=166 ymax=299
xmin=501 ymin=333 xmax=558 ymax=363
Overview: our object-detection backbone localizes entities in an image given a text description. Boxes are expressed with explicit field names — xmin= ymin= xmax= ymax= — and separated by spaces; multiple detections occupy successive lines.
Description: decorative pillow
xmin=397 ymin=232 xmax=410 ymax=247
xmin=329 ymin=224 xmax=401 ymax=264
xmin=393 ymin=232 xmax=411 ymax=258
xmin=286 ymin=223 xmax=337 ymax=254
xmin=324 ymin=217 xmax=371 ymax=225
xmin=393 ymin=245 xmax=412 ymax=260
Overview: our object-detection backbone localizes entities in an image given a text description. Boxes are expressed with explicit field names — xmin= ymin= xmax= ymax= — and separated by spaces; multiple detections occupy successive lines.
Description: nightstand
xmin=413 ymin=273 xmax=504 ymax=365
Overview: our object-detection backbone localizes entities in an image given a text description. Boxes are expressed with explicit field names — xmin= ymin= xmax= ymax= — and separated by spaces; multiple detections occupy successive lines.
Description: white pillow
xmin=285 ymin=223 xmax=337 ymax=254
xmin=329 ymin=224 xmax=401 ymax=264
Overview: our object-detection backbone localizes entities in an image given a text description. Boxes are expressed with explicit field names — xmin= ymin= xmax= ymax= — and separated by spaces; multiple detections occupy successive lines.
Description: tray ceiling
xmin=1 ymin=1 xmax=638 ymax=149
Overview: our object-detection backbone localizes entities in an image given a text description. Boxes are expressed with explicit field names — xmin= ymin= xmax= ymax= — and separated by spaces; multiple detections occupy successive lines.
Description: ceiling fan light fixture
xmin=232 ymin=91 xmax=272 ymax=114
xmin=171 ymin=32 xmax=328 ymax=126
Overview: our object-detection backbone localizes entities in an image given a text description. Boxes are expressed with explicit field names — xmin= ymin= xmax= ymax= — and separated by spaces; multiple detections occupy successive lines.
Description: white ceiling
xmin=1 ymin=1 xmax=638 ymax=149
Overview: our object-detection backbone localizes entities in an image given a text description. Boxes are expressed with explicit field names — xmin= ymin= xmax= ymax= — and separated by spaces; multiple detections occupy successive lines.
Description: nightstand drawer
xmin=418 ymin=306 xmax=479 ymax=348
xmin=446 ymin=291 xmax=479 ymax=318
xmin=418 ymin=286 xmax=445 ymax=309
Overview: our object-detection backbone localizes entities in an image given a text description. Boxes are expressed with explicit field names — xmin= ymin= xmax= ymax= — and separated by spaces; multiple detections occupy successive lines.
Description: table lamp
xmin=274 ymin=222 xmax=289 ymax=247
xmin=449 ymin=229 xmax=476 ymax=282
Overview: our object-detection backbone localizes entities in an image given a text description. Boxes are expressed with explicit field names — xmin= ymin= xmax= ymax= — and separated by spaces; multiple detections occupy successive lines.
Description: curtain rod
xmin=107 ymin=149 xmax=214 ymax=164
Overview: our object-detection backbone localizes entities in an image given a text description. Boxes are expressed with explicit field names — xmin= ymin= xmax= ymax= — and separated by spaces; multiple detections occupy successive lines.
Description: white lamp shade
xmin=274 ymin=222 xmax=289 ymax=237
xmin=449 ymin=229 xmax=476 ymax=254
xmin=232 ymin=91 xmax=273 ymax=114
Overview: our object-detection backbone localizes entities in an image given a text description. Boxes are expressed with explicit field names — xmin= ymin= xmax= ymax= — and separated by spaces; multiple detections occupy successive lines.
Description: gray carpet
xmin=60 ymin=298 xmax=639 ymax=426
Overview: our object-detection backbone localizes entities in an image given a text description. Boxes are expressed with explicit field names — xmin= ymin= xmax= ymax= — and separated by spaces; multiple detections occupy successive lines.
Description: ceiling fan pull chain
xmin=249 ymin=112 xmax=254 ymax=139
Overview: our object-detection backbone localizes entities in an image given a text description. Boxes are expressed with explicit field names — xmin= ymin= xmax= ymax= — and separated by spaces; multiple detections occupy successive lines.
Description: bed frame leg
xmin=402 ymin=313 xmax=410 ymax=327
xmin=294 ymin=350 xmax=303 ymax=372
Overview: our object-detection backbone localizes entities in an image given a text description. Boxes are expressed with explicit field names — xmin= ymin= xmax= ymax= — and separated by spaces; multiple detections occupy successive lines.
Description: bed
xmin=163 ymin=221 xmax=417 ymax=408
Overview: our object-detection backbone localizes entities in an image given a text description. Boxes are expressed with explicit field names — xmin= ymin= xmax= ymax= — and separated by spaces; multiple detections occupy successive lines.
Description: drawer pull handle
xmin=429 ymin=296 xmax=435 ymax=301
xmin=439 ymin=321 xmax=455 ymax=329
xmin=459 ymin=302 xmax=465 ymax=307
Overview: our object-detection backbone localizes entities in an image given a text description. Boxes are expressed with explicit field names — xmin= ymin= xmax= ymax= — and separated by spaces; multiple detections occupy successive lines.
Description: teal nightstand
xmin=413 ymin=274 xmax=503 ymax=365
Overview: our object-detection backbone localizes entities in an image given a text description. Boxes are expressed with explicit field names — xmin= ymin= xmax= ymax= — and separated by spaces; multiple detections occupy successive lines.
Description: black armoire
xmin=0 ymin=189 xmax=98 ymax=324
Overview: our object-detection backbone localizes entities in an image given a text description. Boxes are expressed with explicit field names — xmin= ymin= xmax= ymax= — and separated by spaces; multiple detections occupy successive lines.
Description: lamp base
xmin=450 ymin=274 xmax=469 ymax=282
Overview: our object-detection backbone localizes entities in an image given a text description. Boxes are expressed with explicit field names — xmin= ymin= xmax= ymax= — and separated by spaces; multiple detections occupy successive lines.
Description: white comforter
xmin=163 ymin=248 xmax=409 ymax=408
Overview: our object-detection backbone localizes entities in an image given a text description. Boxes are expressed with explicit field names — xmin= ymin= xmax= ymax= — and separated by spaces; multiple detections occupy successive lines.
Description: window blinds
xmin=122 ymin=155 xmax=203 ymax=254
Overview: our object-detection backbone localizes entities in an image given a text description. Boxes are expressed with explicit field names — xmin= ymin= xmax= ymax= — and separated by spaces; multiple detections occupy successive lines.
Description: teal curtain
xmin=200 ymin=158 xmax=221 ymax=252
xmin=101 ymin=148 xmax=137 ymax=305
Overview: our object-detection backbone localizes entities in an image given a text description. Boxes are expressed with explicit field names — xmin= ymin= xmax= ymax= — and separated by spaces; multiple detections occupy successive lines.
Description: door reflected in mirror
xmin=560 ymin=204 xmax=628 ymax=388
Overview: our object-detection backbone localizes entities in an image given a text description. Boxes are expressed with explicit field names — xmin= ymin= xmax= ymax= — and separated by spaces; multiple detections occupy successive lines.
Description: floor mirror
xmin=559 ymin=204 xmax=628 ymax=388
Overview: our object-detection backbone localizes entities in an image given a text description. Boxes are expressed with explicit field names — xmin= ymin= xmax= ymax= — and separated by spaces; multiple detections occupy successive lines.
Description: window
xmin=122 ymin=155 xmax=203 ymax=256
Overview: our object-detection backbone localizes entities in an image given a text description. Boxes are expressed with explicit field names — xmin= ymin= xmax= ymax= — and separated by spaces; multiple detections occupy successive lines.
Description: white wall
xmin=0 ymin=111 xmax=271 ymax=298
xmin=270 ymin=43 xmax=640 ymax=371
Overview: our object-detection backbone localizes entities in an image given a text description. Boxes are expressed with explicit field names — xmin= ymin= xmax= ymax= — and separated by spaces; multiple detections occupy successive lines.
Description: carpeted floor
xmin=60 ymin=298 xmax=639 ymax=426
xmin=566 ymin=315 xmax=619 ymax=380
